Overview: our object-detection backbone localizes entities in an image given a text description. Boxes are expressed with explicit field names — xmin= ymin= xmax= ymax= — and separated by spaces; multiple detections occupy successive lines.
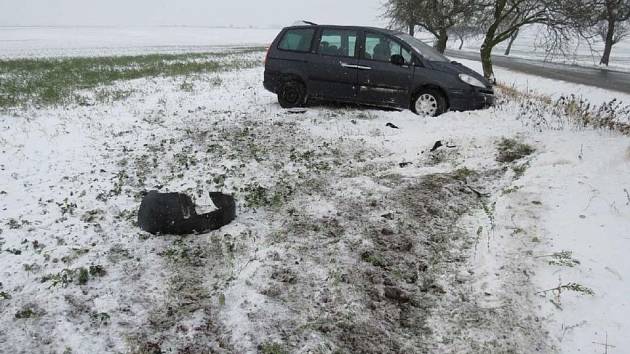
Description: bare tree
xmin=383 ymin=0 xmax=420 ymax=36
xmin=538 ymin=24 xmax=581 ymax=60
xmin=384 ymin=0 xmax=481 ymax=53
xmin=504 ymin=29 xmax=519 ymax=55
xmin=596 ymin=0 xmax=630 ymax=65
xmin=478 ymin=0 xmax=568 ymax=80
xmin=598 ymin=20 xmax=630 ymax=63
xmin=449 ymin=24 xmax=484 ymax=50
xmin=558 ymin=0 xmax=630 ymax=65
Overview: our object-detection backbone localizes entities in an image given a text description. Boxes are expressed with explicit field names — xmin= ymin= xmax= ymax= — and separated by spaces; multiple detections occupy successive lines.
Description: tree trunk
xmin=600 ymin=20 xmax=615 ymax=66
xmin=481 ymin=42 xmax=495 ymax=82
xmin=504 ymin=29 xmax=519 ymax=56
xmin=408 ymin=23 xmax=415 ymax=36
xmin=435 ymin=29 xmax=448 ymax=53
xmin=459 ymin=36 xmax=464 ymax=50
xmin=481 ymin=15 xmax=500 ymax=81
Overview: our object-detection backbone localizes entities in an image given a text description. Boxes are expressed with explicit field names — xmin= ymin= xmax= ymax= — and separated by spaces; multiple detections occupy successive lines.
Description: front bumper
xmin=448 ymin=87 xmax=495 ymax=111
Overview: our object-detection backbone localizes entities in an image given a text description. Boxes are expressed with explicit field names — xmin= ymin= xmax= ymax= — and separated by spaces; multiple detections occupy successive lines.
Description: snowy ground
xmin=1 ymin=46 xmax=629 ymax=354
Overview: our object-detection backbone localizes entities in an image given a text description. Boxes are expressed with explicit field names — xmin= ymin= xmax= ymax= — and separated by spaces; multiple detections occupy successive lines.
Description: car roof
xmin=284 ymin=24 xmax=404 ymax=36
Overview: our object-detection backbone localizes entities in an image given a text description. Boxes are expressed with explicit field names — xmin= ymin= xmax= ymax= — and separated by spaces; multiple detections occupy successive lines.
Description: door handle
xmin=340 ymin=62 xmax=357 ymax=69
xmin=340 ymin=62 xmax=372 ymax=70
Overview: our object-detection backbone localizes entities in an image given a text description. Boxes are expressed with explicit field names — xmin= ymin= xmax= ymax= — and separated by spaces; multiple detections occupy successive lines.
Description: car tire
xmin=411 ymin=89 xmax=446 ymax=117
xmin=277 ymin=80 xmax=306 ymax=108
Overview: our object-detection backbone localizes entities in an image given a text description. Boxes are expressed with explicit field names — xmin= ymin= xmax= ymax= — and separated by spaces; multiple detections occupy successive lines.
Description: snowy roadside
xmin=448 ymin=58 xmax=630 ymax=353
xmin=0 ymin=49 xmax=629 ymax=353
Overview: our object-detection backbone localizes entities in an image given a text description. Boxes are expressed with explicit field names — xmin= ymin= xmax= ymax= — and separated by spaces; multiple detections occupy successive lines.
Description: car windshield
xmin=396 ymin=33 xmax=449 ymax=62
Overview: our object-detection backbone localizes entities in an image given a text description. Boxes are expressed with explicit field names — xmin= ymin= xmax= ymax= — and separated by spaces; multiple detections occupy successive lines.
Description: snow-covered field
xmin=0 ymin=26 xmax=278 ymax=58
xmin=1 ymin=34 xmax=630 ymax=353
xmin=3 ymin=25 xmax=628 ymax=71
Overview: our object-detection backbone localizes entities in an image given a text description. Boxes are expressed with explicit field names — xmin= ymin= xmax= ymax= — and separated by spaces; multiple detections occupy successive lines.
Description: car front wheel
xmin=277 ymin=80 xmax=306 ymax=108
xmin=412 ymin=89 xmax=446 ymax=117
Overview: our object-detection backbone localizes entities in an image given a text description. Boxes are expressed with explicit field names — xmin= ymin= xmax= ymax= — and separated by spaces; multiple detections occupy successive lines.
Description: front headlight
xmin=458 ymin=74 xmax=486 ymax=88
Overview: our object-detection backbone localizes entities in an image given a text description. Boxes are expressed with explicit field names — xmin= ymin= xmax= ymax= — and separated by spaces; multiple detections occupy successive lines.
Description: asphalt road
xmin=446 ymin=50 xmax=630 ymax=95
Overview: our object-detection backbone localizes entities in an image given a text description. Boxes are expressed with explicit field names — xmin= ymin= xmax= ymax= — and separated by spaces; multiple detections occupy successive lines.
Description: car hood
xmin=427 ymin=61 xmax=492 ymax=88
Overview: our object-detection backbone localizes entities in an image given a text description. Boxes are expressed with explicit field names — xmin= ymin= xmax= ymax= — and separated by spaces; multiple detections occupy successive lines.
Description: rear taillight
xmin=264 ymin=46 xmax=270 ymax=65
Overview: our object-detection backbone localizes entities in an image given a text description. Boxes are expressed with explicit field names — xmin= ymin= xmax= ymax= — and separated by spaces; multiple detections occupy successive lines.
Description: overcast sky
xmin=0 ymin=0 xmax=387 ymax=28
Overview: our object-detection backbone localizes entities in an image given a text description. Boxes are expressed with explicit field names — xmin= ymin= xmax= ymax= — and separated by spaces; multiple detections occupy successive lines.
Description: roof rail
xmin=290 ymin=20 xmax=318 ymax=26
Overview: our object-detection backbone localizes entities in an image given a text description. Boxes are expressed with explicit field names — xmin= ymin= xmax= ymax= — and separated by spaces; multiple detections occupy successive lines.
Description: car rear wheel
xmin=277 ymin=80 xmax=306 ymax=108
xmin=412 ymin=89 xmax=446 ymax=117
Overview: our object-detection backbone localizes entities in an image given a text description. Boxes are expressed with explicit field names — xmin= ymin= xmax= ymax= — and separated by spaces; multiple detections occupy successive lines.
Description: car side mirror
xmin=390 ymin=54 xmax=405 ymax=66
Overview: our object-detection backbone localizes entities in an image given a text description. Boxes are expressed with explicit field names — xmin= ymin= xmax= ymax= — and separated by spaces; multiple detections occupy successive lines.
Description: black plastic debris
xmin=138 ymin=191 xmax=236 ymax=235
xmin=381 ymin=212 xmax=395 ymax=220
xmin=430 ymin=141 xmax=443 ymax=152
xmin=386 ymin=122 xmax=399 ymax=129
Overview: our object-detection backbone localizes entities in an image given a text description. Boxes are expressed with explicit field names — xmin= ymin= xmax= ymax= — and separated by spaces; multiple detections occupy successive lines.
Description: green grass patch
xmin=40 ymin=265 xmax=107 ymax=287
xmin=260 ymin=342 xmax=288 ymax=354
xmin=496 ymin=137 xmax=535 ymax=163
xmin=15 ymin=307 xmax=36 ymax=319
xmin=361 ymin=250 xmax=387 ymax=268
xmin=14 ymin=304 xmax=45 ymax=319
xmin=453 ymin=167 xmax=478 ymax=181
xmin=537 ymin=250 xmax=581 ymax=267
xmin=0 ymin=47 xmax=264 ymax=109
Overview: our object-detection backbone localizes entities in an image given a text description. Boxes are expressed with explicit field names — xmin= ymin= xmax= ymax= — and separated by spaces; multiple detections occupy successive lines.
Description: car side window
xmin=278 ymin=28 xmax=316 ymax=52
xmin=364 ymin=33 xmax=412 ymax=64
xmin=318 ymin=29 xmax=358 ymax=57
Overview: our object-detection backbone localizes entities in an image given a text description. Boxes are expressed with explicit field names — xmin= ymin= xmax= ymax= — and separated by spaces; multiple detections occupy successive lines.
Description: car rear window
xmin=278 ymin=28 xmax=315 ymax=52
